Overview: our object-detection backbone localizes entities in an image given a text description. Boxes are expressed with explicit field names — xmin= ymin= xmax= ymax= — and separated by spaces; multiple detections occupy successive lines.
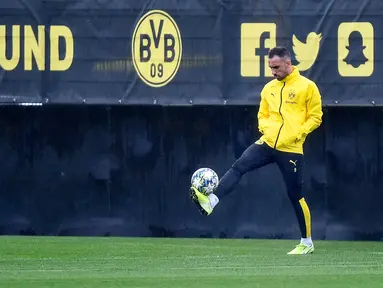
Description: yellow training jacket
xmin=257 ymin=67 xmax=323 ymax=154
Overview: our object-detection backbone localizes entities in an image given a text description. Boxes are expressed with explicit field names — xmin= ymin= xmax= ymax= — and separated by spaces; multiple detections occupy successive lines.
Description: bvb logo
xmin=132 ymin=10 xmax=182 ymax=88
xmin=289 ymin=89 xmax=296 ymax=99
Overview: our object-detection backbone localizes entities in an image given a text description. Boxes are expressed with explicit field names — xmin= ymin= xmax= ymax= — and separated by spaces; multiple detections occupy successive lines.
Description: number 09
xmin=150 ymin=63 xmax=164 ymax=78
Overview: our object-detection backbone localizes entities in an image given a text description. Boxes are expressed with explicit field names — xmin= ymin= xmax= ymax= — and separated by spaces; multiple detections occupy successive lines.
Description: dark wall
xmin=0 ymin=105 xmax=382 ymax=240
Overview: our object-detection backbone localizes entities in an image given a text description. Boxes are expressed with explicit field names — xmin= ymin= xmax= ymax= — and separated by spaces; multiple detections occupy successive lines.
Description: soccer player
xmin=190 ymin=46 xmax=323 ymax=255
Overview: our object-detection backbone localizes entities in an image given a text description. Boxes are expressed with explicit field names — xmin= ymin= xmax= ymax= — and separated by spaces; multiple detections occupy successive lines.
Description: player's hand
xmin=294 ymin=132 xmax=303 ymax=143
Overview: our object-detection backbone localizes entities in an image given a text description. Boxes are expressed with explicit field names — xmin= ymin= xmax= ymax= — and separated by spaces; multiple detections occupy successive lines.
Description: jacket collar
xmin=281 ymin=66 xmax=299 ymax=83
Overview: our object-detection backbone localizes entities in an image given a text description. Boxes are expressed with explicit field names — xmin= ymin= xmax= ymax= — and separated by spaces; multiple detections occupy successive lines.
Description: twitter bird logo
xmin=292 ymin=32 xmax=322 ymax=71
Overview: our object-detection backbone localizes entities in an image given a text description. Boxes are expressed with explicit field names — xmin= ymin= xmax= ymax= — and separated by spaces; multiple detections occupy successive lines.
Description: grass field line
xmin=0 ymin=261 xmax=380 ymax=273
xmin=6 ymin=252 xmax=383 ymax=262
xmin=170 ymin=263 xmax=382 ymax=270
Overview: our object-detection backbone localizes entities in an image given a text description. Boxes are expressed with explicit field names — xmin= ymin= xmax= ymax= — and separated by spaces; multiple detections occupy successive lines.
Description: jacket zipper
xmin=274 ymin=82 xmax=286 ymax=149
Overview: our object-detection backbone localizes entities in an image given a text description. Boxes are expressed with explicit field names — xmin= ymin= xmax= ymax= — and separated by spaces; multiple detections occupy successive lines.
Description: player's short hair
xmin=268 ymin=46 xmax=291 ymax=59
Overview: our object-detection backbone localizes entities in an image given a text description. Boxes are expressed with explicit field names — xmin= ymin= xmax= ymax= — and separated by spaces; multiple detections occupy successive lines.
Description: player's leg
xmin=274 ymin=151 xmax=314 ymax=254
xmin=191 ymin=141 xmax=273 ymax=215
xmin=215 ymin=142 xmax=273 ymax=198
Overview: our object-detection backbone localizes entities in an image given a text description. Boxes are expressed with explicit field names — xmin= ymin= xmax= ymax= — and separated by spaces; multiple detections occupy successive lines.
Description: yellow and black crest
xmin=288 ymin=89 xmax=296 ymax=99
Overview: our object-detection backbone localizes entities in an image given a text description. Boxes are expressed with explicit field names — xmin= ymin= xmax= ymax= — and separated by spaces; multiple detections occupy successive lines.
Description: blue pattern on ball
xmin=191 ymin=168 xmax=219 ymax=195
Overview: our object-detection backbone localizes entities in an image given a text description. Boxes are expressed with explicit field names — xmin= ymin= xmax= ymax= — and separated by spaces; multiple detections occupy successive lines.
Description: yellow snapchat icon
xmin=338 ymin=22 xmax=374 ymax=77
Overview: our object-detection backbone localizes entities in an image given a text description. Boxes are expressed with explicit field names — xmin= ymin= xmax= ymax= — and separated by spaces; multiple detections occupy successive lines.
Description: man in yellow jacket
xmin=190 ymin=46 xmax=323 ymax=255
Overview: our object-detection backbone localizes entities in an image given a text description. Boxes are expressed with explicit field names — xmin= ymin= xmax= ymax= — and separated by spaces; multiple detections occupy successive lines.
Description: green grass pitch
xmin=0 ymin=236 xmax=382 ymax=287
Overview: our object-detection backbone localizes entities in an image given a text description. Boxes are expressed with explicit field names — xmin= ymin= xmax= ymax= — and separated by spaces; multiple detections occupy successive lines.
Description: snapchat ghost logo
xmin=338 ymin=22 xmax=374 ymax=77
xmin=343 ymin=31 xmax=369 ymax=68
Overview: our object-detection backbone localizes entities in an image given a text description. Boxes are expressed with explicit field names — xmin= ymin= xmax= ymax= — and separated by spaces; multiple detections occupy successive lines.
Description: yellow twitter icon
xmin=292 ymin=32 xmax=322 ymax=71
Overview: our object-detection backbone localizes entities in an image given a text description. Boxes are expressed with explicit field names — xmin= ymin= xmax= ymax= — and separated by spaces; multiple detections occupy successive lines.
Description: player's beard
xmin=275 ymin=72 xmax=288 ymax=81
